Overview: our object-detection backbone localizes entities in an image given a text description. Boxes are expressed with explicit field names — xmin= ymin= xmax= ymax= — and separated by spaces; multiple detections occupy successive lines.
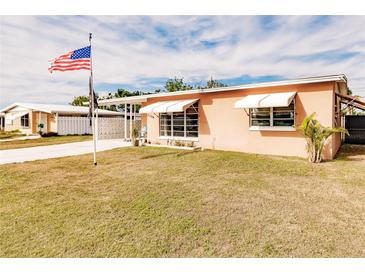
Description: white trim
xmin=159 ymin=136 xmax=199 ymax=142
xmin=129 ymin=104 xmax=132 ymax=140
xmin=97 ymin=74 xmax=347 ymax=105
xmin=0 ymin=102 xmax=123 ymax=116
xmin=249 ymin=126 xmax=296 ymax=132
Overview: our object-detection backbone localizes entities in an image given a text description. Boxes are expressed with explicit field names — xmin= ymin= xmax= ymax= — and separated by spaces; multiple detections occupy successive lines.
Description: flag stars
xmin=71 ymin=46 xmax=91 ymax=60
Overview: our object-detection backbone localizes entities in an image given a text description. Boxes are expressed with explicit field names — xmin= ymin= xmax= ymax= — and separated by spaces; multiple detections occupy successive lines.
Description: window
xmin=160 ymin=113 xmax=171 ymax=137
xmin=21 ymin=114 xmax=29 ymax=127
xmin=250 ymin=101 xmax=295 ymax=127
xmin=273 ymin=102 xmax=295 ymax=126
xmin=159 ymin=102 xmax=199 ymax=138
xmin=250 ymin=108 xmax=270 ymax=126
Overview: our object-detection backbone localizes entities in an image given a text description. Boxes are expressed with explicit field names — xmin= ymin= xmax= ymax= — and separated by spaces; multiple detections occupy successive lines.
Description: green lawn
xmin=0 ymin=135 xmax=92 ymax=150
xmin=0 ymin=145 xmax=364 ymax=257
xmin=0 ymin=130 xmax=25 ymax=140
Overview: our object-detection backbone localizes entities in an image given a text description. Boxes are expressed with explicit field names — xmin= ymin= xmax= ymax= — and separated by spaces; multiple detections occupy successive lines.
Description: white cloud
xmin=1 ymin=15 xmax=365 ymax=108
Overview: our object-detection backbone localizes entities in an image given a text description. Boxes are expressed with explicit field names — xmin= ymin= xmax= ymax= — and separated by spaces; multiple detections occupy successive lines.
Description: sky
xmin=0 ymin=15 xmax=365 ymax=108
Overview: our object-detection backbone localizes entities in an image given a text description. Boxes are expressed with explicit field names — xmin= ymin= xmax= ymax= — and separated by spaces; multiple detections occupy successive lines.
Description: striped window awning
xmin=234 ymin=92 xmax=296 ymax=108
xmin=139 ymin=98 xmax=199 ymax=114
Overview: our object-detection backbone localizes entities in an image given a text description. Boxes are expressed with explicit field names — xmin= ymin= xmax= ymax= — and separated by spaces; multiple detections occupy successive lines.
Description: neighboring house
xmin=99 ymin=74 xmax=357 ymax=160
xmin=0 ymin=103 xmax=126 ymax=135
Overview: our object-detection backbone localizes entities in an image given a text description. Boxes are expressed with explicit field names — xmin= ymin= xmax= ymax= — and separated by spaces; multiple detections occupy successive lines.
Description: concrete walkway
xmin=0 ymin=139 xmax=131 ymax=165
xmin=0 ymin=135 xmax=41 ymax=142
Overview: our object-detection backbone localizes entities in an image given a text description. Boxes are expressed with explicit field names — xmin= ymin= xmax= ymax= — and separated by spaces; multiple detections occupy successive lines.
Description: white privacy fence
xmin=57 ymin=116 xmax=92 ymax=135
xmin=57 ymin=116 xmax=141 ymax=139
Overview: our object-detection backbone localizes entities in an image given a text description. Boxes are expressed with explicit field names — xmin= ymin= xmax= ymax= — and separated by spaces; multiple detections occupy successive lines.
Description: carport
xmin=337 ymin=93 xmax=365 ymax=144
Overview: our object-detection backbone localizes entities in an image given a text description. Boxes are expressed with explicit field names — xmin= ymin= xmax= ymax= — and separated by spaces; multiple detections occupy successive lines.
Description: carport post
xmin=38 ymin=111 xmax=41 ymax=133
xmin=55 ymin=112 xmax=59 ymax=133
xmin=133 ymin=103 xmax=136 ymax=121
xmin=129 ymin=104 xmax=133 ymax=140
xmin=95 ymin=108 xmax=99 ymax=142
xmin=124 ymin=103 xmax=127 ymax=140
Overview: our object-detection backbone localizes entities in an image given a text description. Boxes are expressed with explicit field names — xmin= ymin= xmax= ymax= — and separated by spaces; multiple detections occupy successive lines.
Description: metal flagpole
xmin=89 ymin=33 xmax=97 ymax=165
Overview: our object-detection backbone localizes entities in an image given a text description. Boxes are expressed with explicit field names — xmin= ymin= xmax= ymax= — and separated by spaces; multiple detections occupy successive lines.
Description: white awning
xmin=234 ymin=92 xmax=296 ymax=108
xmin=139 ymin=98 xmax=199 ymax=114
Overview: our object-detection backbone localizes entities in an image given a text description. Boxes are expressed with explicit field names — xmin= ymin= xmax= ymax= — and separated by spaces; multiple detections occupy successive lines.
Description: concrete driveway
xmin=0 ymin=139 xmax=131 ymax=165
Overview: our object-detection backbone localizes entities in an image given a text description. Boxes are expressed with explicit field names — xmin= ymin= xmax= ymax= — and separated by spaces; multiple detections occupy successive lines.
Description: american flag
xmin=48 ymin=46 xmax=91 ymax=73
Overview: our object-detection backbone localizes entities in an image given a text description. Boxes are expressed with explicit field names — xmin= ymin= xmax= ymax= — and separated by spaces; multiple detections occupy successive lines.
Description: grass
xmin=0 ymin=130 xmax=25 ymax=140
xmin=0 ymin=135 xmax=92 ymax=150
xmin=0 ymin=145 xmax=364 ymax=257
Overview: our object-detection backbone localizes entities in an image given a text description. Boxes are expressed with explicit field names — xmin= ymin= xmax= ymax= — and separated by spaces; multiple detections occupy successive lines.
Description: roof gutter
xmin=97 ymin=74 xmax=348 ymax=105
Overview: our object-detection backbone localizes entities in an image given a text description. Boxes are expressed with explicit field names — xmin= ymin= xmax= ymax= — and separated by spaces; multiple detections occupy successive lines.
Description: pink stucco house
xmin=99 ymin=74 xmax=351 ymax=160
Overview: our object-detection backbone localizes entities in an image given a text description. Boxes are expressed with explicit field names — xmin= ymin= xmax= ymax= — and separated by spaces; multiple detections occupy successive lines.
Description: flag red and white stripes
xmin=48 ymin=46 xmax=91 ymax=73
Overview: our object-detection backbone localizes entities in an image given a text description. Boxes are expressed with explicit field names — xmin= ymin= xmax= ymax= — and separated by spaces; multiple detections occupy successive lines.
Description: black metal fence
xmin=345 ymin=115 xmax=365 ymax=144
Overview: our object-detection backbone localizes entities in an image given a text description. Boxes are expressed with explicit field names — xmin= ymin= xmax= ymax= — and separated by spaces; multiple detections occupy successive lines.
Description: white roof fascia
xmin=0 ymin=103 xmax=123 ymax=116
xmin=97 ymin=74 xmax=347 ymax=105
xmin=0 ymin=103 xmax=51 ymax=114
xmin=98 ymin=97 xmax=148 ymax=106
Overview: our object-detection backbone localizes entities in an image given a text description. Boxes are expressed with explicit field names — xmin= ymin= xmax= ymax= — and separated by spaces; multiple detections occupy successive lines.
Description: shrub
xmin=41 ymin=132 xmax=58 ymax=137
xmin=131 ymin=126 xmax=139 ymax=146
xmin=295 ymin=113 xmax=349 ymax=163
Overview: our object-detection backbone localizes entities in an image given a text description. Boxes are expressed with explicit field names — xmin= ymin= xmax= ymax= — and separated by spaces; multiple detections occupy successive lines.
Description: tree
xmin=295 ymin=113 xmax=349 ymax=163
xmin=165 ymin=77 xmax=193 ymax=92
xmin=347 ymin=88 xmax=353 ymax=95
xmin=70 ymin=95 xmax=89 ymax=106
xmin=113 ymin=89 xmax=143 ymax=112
xmin=115 ymin=88 xmax=140 ymax=98
xmin=205 ymin=77 xmax=226 ymax=89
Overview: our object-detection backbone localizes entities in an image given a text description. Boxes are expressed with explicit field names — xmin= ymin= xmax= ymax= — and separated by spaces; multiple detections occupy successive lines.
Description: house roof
xmin=0 ymin=102 xmax=124 ymax=116
xmin=98 ymin=74 xmax=348 ymax=106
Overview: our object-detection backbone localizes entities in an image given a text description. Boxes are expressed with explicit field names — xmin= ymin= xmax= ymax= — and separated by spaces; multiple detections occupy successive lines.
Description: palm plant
xmin=131 ymin=126 xmax=139 ymax=146
xmin=295 ymin=113 xmax=349 ymax=163
xmin=37 ymin=123 xmax=44 ymax=135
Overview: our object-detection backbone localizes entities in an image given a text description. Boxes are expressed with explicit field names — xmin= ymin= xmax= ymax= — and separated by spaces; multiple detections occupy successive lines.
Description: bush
xmin=41 ymin=132 xmax=58 ymax=137
xmin=174 ymin=140 xmax=195 ymax=147
xmin=296 ymin=113 xmax=349 ymax=163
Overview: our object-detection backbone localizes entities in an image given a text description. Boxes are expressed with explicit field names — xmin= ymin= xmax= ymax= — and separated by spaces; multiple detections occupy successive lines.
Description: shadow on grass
xmin=141 ymin=149 xmax=201 ymax=159
xmin=141 ymin=152 xmax=178 ymax=159
xmin=335 ymin=144 xmax=365 ymax=162
xmin=176 ymin=150 xmax=202 ymax=157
